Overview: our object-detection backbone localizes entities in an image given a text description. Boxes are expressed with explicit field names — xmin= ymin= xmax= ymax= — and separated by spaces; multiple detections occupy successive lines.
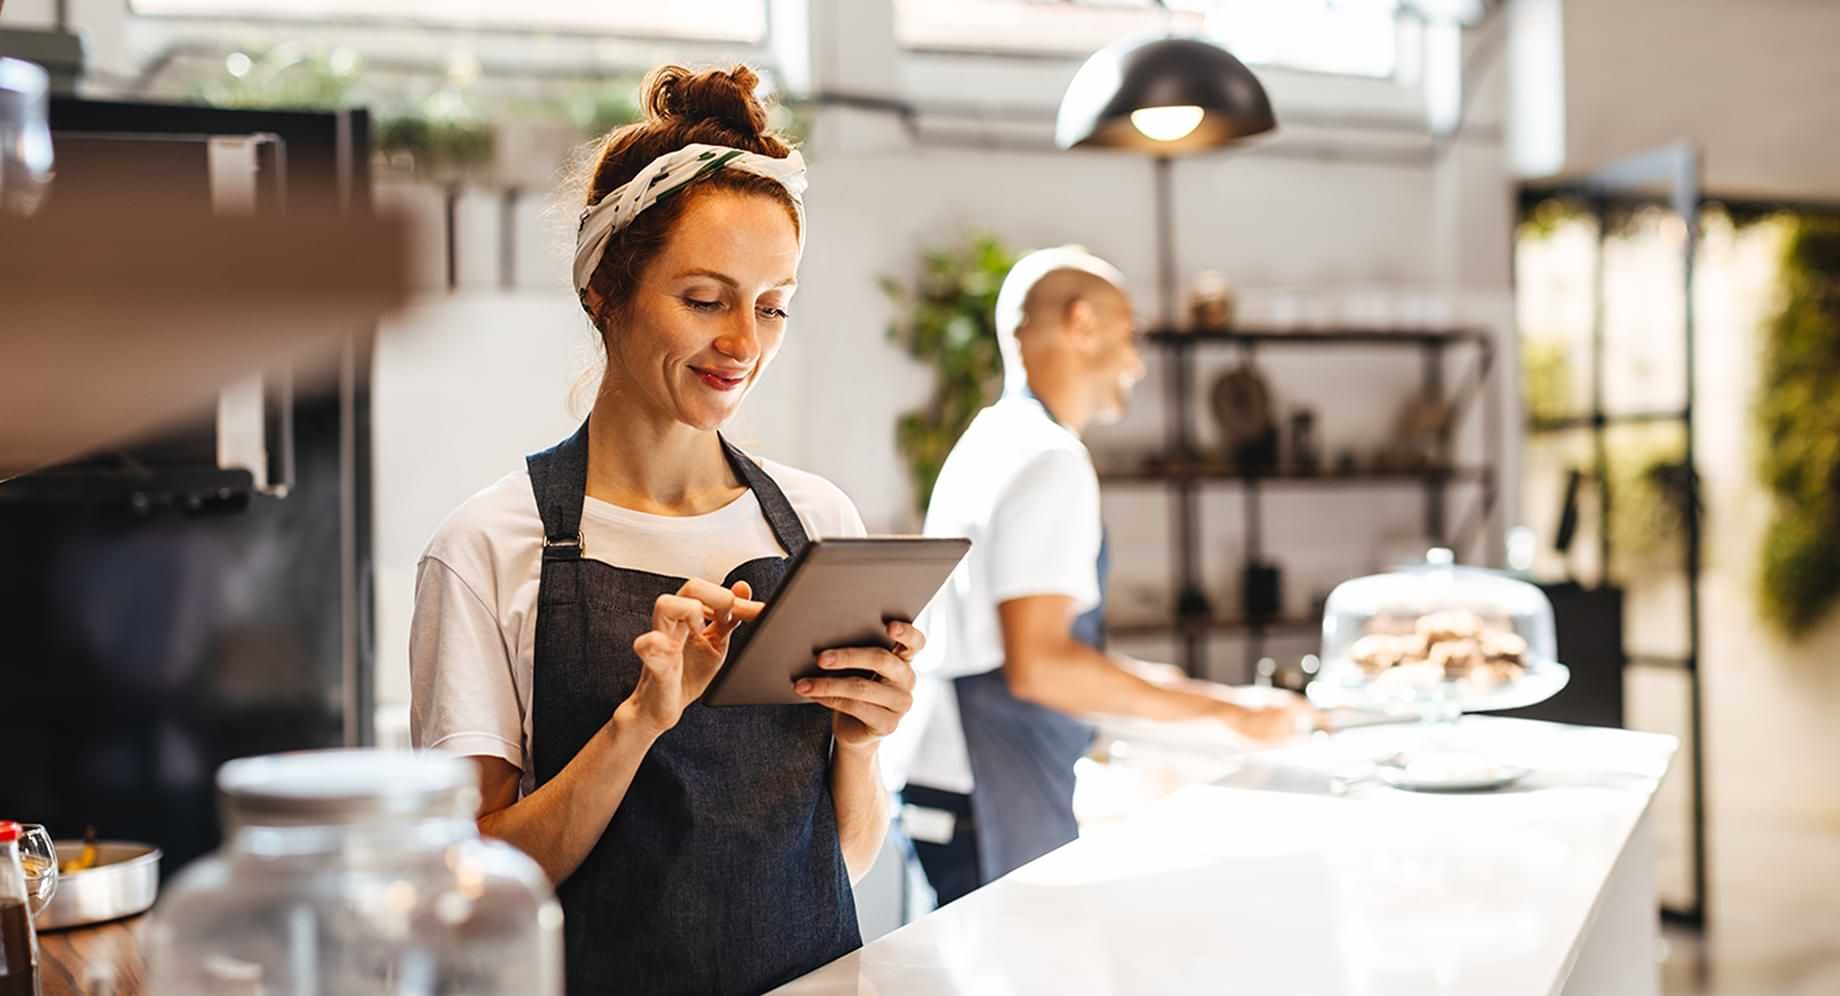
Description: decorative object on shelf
xmin=1756 ymin=217 xmax=1840 ymax=637
xmin=1175 ymin=585 xmax=1213 ymax=623
xmin=1242 ymin=561 xmax=1283 ymax=624
xmin=1387 ymin=392 xmax=1451 ymax=468
xmin=1209 ymin=361 xmax=1278 ymax=470
xmin=1288 ymin=407 xmax=1319 ymax=474
xmin=1334 ymin=449 xmax=1360 ymax=476
xmin=1186 ymin=270 xmax=1236 ymax=330
xmin=882 ymin=231 xmax=1018 ymax=516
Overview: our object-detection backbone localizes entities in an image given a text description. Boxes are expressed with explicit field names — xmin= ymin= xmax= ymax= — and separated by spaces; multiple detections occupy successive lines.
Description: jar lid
xmin=218 ymin=750 xmax=478 ymax=827
xmin=0 ymin=821 xmax=17 ymax=843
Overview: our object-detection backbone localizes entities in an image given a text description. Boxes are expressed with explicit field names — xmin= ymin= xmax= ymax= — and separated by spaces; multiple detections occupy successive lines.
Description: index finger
xmin=677 ymin=578 xmax=766 ymax=627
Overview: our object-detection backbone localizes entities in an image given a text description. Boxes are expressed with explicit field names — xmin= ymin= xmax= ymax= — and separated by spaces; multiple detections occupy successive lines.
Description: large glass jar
xmin=148 ymin=750 xmax=561 ymax=996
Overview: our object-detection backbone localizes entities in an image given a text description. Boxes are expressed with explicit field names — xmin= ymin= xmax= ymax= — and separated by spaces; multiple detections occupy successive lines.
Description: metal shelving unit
xmin=1107 ymin=325 xmax=1501 ymax=680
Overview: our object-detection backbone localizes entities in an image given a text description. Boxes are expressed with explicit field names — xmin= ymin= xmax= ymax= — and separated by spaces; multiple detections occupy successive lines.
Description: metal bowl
xmin=37 ymin=841 xmax=161 ymax=931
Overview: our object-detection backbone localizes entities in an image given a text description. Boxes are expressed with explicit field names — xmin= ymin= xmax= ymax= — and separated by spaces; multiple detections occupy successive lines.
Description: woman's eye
xmin=758 ymin=306 xmax=790 ymax=322
xmin=683 ymin=297 xmax=722 ymax=312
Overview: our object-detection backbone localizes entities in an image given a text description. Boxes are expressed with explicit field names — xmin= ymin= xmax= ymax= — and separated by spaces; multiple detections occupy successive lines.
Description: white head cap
xmin=994 ymin=246 xmax=1128 ymax=395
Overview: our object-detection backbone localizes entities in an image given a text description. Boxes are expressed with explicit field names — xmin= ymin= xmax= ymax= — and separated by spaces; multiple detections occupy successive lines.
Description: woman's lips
xmin=692 ymin=366 xmax=748 ymax=391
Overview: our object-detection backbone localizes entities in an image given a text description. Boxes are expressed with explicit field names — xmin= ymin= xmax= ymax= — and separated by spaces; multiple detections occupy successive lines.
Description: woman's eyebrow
xmin=674 ymin=268 xmax=798 ymax=289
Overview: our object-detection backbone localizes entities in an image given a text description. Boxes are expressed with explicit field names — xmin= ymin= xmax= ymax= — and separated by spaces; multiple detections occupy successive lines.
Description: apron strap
xmin=526 ymin=422 xmax=810 ymax=562
xmin=718 ymin=434 xmax=810 ymax=560
xmin=526 ymin=419 xmax=592 ymax=561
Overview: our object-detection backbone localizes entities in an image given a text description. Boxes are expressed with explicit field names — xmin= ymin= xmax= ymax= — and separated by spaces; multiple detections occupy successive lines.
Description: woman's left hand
xmin=794 ymin=621 xmax=923 ymax=752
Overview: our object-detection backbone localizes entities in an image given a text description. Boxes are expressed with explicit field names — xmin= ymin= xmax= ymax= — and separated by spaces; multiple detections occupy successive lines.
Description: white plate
xmin=1375 ymin=752 xmax=1532 ymax=792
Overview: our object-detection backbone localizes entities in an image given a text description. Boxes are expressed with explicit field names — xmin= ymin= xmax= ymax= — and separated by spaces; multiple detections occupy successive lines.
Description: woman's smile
xmin=690 ymin=364 xmax=750 ymax=392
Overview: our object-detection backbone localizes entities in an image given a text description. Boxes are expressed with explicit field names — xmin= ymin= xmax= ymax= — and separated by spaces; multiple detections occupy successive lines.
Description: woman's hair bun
xmin=641 ymin=64 xmax=768 ymax=140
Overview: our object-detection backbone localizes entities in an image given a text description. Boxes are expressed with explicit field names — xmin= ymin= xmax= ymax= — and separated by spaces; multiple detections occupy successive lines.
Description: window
xmin=896 ymin=0 xmax=1400 ymax=79
xmin=130 ymin=0 xmax=770 ymax=44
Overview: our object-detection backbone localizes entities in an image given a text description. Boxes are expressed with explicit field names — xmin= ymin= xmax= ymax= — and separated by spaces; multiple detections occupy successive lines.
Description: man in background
xmin=900 ymin=246 xmax=1311 ymax=905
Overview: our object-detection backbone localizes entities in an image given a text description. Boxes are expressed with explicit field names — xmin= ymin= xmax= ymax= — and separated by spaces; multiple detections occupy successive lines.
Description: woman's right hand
xmin=620 ymin=578 xmax=764 ymax=736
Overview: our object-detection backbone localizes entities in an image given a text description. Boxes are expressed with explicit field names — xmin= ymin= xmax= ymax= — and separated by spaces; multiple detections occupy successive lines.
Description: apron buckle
xmin=542 ymin=531 xmax=585 ymax=560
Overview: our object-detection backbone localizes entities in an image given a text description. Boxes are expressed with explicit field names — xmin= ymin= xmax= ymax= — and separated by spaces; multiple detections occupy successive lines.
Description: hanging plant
xmin=882 ymin=232 xmax=1019 ymax=515
xmin=1756 ymin=218 xmax=1840 ymax=636
xmin=374 ymin=113 xmax=496 ymax=179
xmin=189 ymin=44 xmax=361 ymax=110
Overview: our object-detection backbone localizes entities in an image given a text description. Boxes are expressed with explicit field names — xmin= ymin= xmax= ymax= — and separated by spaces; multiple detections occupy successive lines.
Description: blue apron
xmin=526 ymin=421 xmax=860 ymax=995
xmin=951 ymin=394 xmax=1109 ymax=884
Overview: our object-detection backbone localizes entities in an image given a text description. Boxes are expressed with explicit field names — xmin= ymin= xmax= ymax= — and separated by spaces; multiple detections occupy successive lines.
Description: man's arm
xmin=998 ymin=595 xmax=1303 ymax=739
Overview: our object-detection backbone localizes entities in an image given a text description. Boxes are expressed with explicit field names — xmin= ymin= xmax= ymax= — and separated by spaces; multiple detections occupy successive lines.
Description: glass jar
xmin=148 ymin=750 xmax=561 ymax=996
xmin=0 ymin=58 xmax=55 ymax=217
xmin=0 ymin=820 xmax=43 ymax=996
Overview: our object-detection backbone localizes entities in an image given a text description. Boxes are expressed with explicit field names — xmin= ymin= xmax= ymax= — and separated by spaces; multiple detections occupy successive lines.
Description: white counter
xmin=777 ymin=717 xmax=1677 ymax=996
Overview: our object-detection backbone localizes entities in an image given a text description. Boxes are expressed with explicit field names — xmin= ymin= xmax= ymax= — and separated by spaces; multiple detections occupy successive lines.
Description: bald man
xmin=901 ymin=247 xmax=1310 ymax=904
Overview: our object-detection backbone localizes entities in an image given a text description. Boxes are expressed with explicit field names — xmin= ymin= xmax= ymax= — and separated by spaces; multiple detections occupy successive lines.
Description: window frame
xmin=124 ymin=0 xmax=774 ymax=47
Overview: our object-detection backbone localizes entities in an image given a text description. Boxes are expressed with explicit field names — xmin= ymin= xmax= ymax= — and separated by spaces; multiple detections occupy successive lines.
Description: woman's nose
xmin=715 ymin=313 xmax=763 ymax=364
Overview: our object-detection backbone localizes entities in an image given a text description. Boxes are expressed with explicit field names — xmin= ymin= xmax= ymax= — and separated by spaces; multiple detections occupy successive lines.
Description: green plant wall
xmin=1756 ymin=218 xmax=1840 ymax=636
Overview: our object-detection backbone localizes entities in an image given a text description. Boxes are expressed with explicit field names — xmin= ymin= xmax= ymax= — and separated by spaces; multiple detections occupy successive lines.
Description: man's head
xmin=995 ymin=246 xmax=1144 ymax=427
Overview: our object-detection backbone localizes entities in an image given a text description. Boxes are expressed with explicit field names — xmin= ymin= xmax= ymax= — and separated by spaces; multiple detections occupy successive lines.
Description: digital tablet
xmin=702 ymin=537 xmax=971 ymax=707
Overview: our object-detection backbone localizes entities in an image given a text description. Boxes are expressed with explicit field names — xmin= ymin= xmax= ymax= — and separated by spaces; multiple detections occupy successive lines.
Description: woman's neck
xmin=585 ymin=386 xmax=743 ymax=516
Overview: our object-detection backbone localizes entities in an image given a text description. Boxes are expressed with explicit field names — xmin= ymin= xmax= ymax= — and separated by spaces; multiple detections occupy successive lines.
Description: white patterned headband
xmin=573 ymin=142 xmax=808 ymax=303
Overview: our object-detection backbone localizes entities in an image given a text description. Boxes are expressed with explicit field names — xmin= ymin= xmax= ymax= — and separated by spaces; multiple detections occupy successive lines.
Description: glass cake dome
xmin=1310 ymin=563 xmax=1566 ymax=717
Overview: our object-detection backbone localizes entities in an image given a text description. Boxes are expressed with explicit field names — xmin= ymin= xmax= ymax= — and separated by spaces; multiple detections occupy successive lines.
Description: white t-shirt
xmin=901 ymin=397 xmax=1103 ymax=794
xmin=409 ymin=459 xmax=867 ymax=797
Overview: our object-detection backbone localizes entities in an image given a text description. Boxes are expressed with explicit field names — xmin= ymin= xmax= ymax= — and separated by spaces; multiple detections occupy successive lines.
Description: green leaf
xmin=1756 ymin=217 xmax=1840 ymax=637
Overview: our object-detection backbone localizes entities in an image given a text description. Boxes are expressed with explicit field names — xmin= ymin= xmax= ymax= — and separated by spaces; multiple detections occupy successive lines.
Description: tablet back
xmin=703 ymin=537 xmax=970 ymax=706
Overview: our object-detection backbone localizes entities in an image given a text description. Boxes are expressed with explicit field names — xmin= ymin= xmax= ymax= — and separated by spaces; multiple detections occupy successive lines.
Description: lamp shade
xmin=1056 ymin=35 xmax=1276 ymax=154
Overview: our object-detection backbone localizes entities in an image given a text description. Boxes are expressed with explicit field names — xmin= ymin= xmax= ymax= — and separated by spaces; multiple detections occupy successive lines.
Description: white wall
xmin=1514 ymin=0 xmax=1840 ymax=199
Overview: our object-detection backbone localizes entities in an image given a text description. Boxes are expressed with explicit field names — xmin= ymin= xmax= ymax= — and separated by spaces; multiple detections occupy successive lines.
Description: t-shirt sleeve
xmin=409 ymin=555 xmax=525 ymax=771
xmin=983 ymin=450 xmax=1103 ymax=609
xmin=766 ymin=460 xmax=869 ymax=539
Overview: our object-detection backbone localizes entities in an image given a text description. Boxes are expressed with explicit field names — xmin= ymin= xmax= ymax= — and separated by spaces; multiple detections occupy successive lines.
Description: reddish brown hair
xmin=579 ymin=64 xmax=799 ymax=332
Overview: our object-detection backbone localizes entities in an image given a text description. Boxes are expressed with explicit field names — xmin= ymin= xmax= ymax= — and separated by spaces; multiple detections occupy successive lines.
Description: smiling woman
xmin=408 ymin=63 xmax=925 ymax=996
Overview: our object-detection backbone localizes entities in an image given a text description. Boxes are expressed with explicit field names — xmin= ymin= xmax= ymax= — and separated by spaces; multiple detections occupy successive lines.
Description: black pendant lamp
xmin=1056 ymin=34 xmax=1276 ymax=154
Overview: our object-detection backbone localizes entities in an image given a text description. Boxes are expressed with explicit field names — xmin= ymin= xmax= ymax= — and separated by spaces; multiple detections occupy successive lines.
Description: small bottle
xmin=0 ymin=821 xmax=42 ymax=996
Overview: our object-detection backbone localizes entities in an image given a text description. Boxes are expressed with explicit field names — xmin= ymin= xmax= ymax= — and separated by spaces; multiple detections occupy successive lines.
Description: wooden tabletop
xmin=37 ymin=916 xmax=146 ymax=996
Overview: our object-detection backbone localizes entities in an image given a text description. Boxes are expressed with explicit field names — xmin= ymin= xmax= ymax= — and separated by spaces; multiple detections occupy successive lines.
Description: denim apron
xmin=951 ymin=395 xmax=1109 ymax=884
xmin=526 ymin=421 xmax=860 ymax=995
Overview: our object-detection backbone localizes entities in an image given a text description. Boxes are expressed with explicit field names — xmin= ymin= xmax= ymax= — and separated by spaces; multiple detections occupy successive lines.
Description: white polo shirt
xmin=898 ymin=396 xmax=1103 ymax=794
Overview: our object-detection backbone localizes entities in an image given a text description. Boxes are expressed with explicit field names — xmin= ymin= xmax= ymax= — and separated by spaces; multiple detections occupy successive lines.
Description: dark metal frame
xmin=1520 ymin=142 xmax=1708 ymax=928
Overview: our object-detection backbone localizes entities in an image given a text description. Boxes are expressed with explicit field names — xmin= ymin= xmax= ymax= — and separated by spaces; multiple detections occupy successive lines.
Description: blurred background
xmin=3 ymin=2 xmax=1837 ymax=993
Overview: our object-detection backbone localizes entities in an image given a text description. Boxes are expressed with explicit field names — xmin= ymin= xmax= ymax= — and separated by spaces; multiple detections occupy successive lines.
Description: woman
xmin=409 ymin=65 xmax=920 ymax=995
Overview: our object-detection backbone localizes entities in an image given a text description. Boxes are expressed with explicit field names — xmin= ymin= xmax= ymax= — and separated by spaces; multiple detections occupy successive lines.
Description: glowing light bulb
xmin=1129 ymin=105 xmax=1204 ymax=142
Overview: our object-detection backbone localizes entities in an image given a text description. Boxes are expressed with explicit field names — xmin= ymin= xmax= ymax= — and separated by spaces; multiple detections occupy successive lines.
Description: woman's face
xmin=608 ymin=189 xmax=800 ymax=431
